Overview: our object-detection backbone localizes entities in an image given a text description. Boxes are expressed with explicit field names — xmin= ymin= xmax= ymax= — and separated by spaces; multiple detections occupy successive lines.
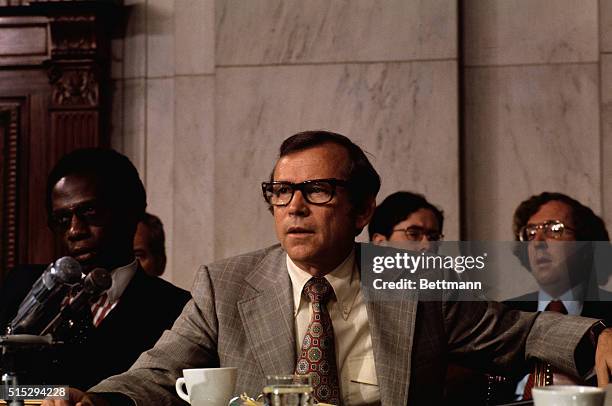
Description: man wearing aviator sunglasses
xmin=511 ymin=192 xmax=611 ymax=301
xmin=486 ymin=192 xmax=612 ymax=403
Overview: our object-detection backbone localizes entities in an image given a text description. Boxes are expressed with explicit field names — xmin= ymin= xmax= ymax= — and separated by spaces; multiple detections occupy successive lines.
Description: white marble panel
xmin=173 ymin=76 xmax=215 ymax=290
xmin=215 ymin=0 xmax=456 ymax=65
xmin=602 ymin=0 xmax=612 ymax=53
xmin=463 ymin=0 xmax=598 ymax=66
xmin=123 ymin=0 xmax=147 ymax=79
xmin=601 ymin=55 xmax=612 ymax=230
xmin=122 ymin=78 xmax=146 ymax=177
xmin=215 ymin=61 xmax=458 ymax=260
xmin=147 ymin=0 xmax=175 ymax=78
xmin=145 ymin=78 xmax=175 ymax=281
xmin=175 ymin=0 xmax=215 ymax=75
xmin=463 ymin=64 xmax=600 ymax=241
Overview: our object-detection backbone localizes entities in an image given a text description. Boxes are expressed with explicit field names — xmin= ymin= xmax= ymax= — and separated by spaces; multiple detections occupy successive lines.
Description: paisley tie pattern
xmin=295 ymin=277 xmax=341 ymax=405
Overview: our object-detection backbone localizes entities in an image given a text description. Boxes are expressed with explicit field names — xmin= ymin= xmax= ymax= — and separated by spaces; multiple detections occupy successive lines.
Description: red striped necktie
xmin=91 ymin=292 xmax=115 ymax=327
xmin=62 ymin=290 xmax=115 ymax=327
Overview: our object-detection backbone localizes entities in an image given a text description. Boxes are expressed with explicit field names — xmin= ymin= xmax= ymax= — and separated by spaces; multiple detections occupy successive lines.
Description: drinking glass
xmin=263 ymin=375 xmax=313 ymax=406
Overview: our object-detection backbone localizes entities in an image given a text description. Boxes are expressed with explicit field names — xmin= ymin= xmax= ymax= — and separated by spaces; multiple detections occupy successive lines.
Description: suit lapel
xmin=238 ymin=248 xmax=296 ymax=376
xmin=367 ymin=290 xmax=418 ymax=405
xmin=96 ymin=266 xmax=145 ymax=330
xmin=359 ymin=242 xmax=418 ymax=406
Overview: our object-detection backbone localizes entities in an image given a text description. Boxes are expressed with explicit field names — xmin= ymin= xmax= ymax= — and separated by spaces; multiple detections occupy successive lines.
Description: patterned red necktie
xmin=62 ymin=290 xmax=114 ymax=327
xmin=522 ymin=300 xmax=568 ymax=400
xmin=91 ymin=292 xmax=114 ymax=327
xmin=295 ymin=277 xmax=341 ymax=405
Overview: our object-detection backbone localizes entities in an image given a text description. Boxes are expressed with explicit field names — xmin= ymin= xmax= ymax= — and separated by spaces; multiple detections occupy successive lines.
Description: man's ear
xmin=371 ymin=233 xmax=388 ymax=245
xmin=355 ymin=197 xmax=376 ymax=234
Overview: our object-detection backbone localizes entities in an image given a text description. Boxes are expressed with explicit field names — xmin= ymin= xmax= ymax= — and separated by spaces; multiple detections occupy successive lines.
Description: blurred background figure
xmin=511 ymin=192 xmax=610 ymax=304
xmin=485 ymin=192 xmax=612 ymax=404
xmin=368 ymin=191 xmax=444 ymax=253
xmin=134 ymin=213 xmax=167 ymax=277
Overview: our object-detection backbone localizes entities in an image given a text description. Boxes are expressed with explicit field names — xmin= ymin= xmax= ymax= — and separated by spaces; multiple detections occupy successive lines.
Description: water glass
xmin=263 ymin=375 xmax=313 ymax=406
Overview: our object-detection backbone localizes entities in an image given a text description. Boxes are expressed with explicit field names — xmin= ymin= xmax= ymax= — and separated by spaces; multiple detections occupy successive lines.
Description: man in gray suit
xmin=44 ymin=131 xmax=612 ymax=406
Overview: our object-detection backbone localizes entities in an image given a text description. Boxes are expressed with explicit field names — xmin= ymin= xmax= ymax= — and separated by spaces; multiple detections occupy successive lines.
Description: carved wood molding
xmin=48 ymin=64 xmax=99 ymax=108
xmin=0 ymin=102 xmax=20 ymax=272
xmin=49 ymin=13 xmax=97 ymax=59
xmin=0 ymin=0 xmax=117 ymax=274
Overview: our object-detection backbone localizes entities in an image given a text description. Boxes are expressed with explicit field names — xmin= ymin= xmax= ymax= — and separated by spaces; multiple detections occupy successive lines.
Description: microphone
xmin=9 ymin=257 xmax=83 ymax=334
xmin=66 ymin=268 xmax=112 ymax=313
xmin=41 ymin=268 xmax=111 ymax=336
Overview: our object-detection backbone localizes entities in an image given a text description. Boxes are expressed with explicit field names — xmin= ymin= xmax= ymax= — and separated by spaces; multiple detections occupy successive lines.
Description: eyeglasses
xmin=391 ymin=226 xmax=444 ymax=242
xmin=49 ymin=203 xmax=109 ymax=232
xmin=518 ymin=220 xmax=576 ymax=242
xmin=262 ymin=178 xmax=349 ymax=206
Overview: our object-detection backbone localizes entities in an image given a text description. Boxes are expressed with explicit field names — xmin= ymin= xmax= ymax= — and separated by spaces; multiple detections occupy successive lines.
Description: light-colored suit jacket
xmin=90 ymin=244 xmax=599 ymax=405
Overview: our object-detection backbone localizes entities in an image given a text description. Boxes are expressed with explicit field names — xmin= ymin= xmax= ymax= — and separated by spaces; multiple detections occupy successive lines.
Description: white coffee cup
xmin=175 ymin=367 xmax=237 ymax=406
xmin=532 ymin=385 xmax=605 ymax=406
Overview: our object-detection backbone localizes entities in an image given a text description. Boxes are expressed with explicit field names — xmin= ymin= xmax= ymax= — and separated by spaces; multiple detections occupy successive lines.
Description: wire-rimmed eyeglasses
xmin=391 ymin=226 xmax=444 ymax=242
xmin=262 ymin=178 xmax=349 ymax=206
xmin=518 ymin=220 xmax=576 ymax=242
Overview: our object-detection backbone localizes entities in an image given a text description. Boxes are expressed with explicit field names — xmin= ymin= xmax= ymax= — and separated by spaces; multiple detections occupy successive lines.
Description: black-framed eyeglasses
xmin=391 ymin=226 xmax=444 ymax=242
xmin=262 ymin=178 xmax=349 ymax=206
xmin=49 ymin=203 xmax=109 ymax=232
xmin=518 ymin=220 xmax=576 ymax=242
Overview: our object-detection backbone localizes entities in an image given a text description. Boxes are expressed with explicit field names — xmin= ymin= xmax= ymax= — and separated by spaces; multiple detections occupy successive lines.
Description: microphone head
xmin=84 ymin=268 xmax=112 ymax=295
xmin=51 ymin=257 xmax=83 ymax=284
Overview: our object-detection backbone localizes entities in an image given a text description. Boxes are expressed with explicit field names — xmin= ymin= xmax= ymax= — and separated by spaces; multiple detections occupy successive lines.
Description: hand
xmin=595 ymin=328 xmax=612 ymax=387
xmin=41 ymin=387 xmax=109 ymax=406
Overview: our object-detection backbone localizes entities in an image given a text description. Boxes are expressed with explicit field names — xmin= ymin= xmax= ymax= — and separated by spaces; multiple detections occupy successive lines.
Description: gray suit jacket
xmin=90 ymin=244 xmax=599 ymax=405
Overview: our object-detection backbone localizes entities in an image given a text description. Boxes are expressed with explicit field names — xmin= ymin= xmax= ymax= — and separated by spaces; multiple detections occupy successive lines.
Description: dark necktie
xmin=295 ymin=277 xmax=341 ymax=405
xmin=545 ymin=300 xmax=567 ymax=314
xmin=522 ymin=300 xmax=568 ymax=399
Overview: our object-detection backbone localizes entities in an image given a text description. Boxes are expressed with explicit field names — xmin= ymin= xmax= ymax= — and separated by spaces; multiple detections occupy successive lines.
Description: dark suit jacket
xmin=0 ymin=263 xmax=191 ymax=390
xmin=482 ymin=289 xmax=612 ymax=404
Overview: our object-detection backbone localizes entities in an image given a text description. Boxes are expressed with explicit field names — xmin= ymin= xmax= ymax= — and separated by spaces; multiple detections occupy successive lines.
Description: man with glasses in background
xmin=488 ymin=192 xmax=612 ymax=403
xmin=368 ymin=191 xmax=443 ymax=253
xmin=46 ymin=133 xmax=612 ymax=406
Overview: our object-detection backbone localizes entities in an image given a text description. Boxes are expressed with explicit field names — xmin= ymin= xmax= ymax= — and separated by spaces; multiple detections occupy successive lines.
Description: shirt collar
xmin=286 ymin=247 xmax=360 ymax=320
xmin=537 ymin=284 xmax=585 ymax=316
xmin=105 ymin=259 xmax=138 ymax=303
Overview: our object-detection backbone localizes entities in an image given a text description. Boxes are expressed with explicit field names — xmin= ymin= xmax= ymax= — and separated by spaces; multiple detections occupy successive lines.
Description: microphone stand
xmin=0 ymin=334 xmax=59 ymax=406
xmin=0 ymin=267 xmax=109 ymax=405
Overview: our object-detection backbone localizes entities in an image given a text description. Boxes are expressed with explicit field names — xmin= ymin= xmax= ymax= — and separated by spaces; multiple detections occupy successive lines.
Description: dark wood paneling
xmin=0 ymin=1 xmax=119 ymax=284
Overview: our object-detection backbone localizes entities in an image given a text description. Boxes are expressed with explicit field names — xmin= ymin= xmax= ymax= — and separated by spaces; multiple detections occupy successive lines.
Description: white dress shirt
xmin=287 ymin=249 xmax=380 ymax=406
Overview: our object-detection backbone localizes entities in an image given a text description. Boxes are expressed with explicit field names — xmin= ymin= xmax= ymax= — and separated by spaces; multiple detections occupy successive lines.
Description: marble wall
xmin=110 ymin=0 xmax=459 ymax=290
xmin=602 ymin=0 xmax=612 ymax=238
xmin=112 ymin=0 xmax=216 ymax=289
xmin=462 ymin=0 xmax=601 ymax=241
xmin=111 ymin=0 xmax=608 ymax=291
xmin=462 ymin=0 xmax=604 ymax=297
